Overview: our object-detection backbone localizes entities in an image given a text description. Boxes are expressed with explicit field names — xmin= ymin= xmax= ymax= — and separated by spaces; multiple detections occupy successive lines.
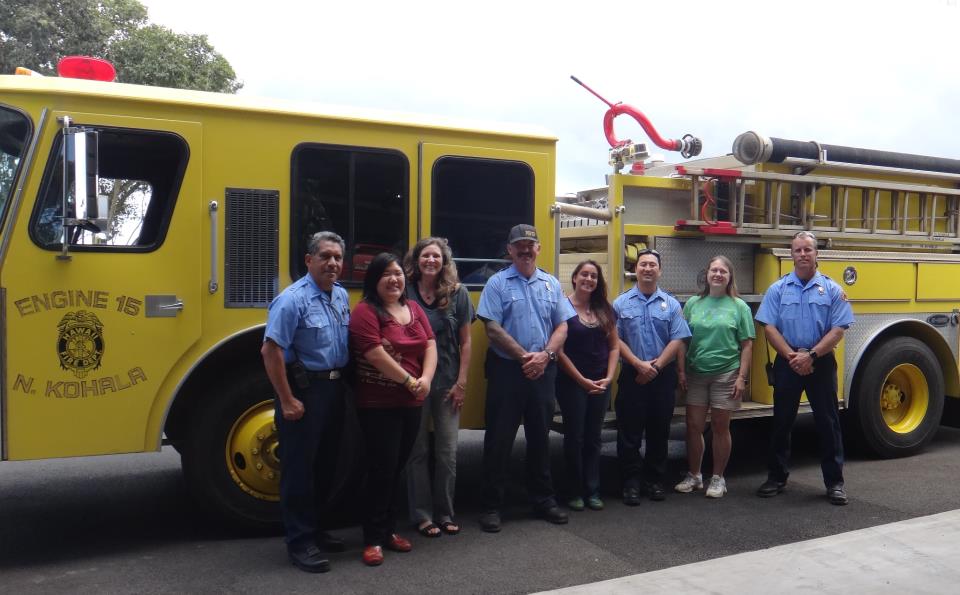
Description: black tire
xmin=850 ymin=336 xmax=944 ymax=458
xmin=182 ymin=371 xmax=281 ymax=530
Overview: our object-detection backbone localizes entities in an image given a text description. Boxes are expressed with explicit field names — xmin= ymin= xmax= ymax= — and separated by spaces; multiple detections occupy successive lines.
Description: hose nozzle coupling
xmin=680 ymin=134 xmax=702 ymax=159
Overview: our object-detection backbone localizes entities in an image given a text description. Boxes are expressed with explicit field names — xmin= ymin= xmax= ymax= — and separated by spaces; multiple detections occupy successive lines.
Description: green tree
xmin=1 ymin=0 xmax=242 ymax=244
xmin=0 ymin=0 xmax=241 ymax=93
xmin=109 ymin=25 xmax=242 ymax=93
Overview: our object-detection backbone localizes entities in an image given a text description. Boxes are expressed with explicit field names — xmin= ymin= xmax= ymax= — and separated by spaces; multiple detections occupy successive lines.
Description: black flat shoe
xmin=622 ymin=487 xmax=641 ymax=506
xmin=479 ymin=510 xmax=501 ymax=533
xmin=535 ymin=505 xmax=569 ymax=525
xmin=757 ymin=479 xmax=787 ymax=498
xmin=827 ymin=484 xmax=848 ymax=506
xmin=646 ymin=483 xmax=666 ymax=502
xmin=288 ymin=545 xmax=330 ymax=573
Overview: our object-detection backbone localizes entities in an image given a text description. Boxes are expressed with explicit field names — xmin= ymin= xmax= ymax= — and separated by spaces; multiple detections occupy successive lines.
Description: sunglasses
xmin=636 ymin=248 xmax=661 ymax=265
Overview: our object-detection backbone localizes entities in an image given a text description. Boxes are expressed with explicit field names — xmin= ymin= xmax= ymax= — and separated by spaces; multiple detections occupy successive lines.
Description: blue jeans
xmin=556 ymin=373 xmax=609 ymax=499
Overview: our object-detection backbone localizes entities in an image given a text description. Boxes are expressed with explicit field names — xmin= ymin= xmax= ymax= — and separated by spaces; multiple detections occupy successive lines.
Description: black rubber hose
xmin=732 ymin=131 xmax=960 ymax=175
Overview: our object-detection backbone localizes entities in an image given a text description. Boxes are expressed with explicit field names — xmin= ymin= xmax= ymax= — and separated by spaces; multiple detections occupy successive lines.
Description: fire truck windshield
xmin=0 ymin=106 xmax=31 ymax=222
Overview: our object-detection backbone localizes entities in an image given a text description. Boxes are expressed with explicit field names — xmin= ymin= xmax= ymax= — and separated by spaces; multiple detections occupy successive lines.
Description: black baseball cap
xmin=508 ymin=224 xmax=539 ymax=244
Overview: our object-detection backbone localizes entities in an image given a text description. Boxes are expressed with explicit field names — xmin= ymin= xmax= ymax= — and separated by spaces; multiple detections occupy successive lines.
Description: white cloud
xmin=140 ymin=0 xmax=960 ymax=193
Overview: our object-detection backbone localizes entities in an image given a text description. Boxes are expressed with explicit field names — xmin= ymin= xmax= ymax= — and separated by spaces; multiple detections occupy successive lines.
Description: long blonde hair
xmin=404 ymin=237 xmax=461 ymax=309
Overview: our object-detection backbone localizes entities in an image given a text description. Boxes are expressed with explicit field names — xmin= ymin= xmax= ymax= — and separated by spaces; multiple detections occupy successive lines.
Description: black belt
xmin=286 ymin=364 xmax=342 ymax=380
xmin=306 ymin=368 xmax=342 ymax=380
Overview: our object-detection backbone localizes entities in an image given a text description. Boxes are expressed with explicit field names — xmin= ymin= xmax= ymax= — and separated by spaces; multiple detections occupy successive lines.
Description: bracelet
xmin=455 ymin=382 xmax=466 ymax=390
xmin=402 ymin=374 xmax=412 ymax=387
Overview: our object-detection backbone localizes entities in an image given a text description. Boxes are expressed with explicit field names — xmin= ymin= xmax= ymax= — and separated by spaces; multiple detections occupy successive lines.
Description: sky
xmin=141 ymin=0 xmax=960 ymax=195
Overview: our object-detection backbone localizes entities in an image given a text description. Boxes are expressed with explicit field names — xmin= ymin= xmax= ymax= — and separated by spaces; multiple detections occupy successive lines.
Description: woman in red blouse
xmin=349 ymin=252 xmax=437 ymax=566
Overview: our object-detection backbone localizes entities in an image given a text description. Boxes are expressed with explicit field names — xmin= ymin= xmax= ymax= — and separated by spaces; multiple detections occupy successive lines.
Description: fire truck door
xmin=3 ymin=113 xmax=202 ymax=460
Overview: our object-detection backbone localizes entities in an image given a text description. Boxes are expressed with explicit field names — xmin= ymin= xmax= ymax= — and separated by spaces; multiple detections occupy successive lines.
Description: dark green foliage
xmin=0 ymin=0 xmax=241 ymax=93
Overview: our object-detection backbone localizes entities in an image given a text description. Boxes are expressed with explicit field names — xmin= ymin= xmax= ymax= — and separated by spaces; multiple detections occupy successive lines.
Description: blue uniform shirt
xmin=613 ymin=286 xmax=691 ymax=361
xmin=264 ymin=275 xmax=350 ymax=370
xmin=755 ymin=271 xmax=854 ymax=349
xmin=477 ymin=264 xmax=576 ymax=359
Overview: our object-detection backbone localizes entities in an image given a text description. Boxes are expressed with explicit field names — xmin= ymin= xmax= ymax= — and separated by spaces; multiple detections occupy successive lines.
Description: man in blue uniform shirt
xmin=262 ymin=231 xmax=351 ymax=572
xmin=755 ymin=231 xmax=855 ymax=505
xmin=613 ymin=249 xmax=691 ymax=504
xmin=476 ymin=224 xmax=576 ymax=532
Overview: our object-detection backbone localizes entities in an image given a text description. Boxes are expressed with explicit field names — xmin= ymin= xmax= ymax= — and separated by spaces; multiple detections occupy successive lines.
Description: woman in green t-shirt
xmin=675 ymin=255 xmax=755 ymax=498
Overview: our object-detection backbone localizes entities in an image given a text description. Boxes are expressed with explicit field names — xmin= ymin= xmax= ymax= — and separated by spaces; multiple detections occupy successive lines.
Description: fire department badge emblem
xmin=57 ymin=310 xmax=105 ymax=379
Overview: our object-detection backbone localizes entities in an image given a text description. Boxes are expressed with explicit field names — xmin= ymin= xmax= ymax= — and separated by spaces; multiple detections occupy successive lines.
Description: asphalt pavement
xmin=3 ymin=417 xmax=960 ymax=594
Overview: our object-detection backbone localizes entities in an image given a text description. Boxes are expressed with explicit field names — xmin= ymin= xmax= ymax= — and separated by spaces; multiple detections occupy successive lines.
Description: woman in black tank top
xmin=556 ymin=260 xmax=620 ymax=511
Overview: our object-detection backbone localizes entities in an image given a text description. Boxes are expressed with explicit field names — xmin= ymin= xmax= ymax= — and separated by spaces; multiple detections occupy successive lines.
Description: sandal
xmin=439 ymin=520 xmax=460 ymax=535
xmin=417 ymin=522 xmax=442 ymax=538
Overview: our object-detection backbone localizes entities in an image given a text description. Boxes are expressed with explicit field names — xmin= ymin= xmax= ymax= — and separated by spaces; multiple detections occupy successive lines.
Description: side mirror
xmin=63 ymin=124 xmax=108 ymax=235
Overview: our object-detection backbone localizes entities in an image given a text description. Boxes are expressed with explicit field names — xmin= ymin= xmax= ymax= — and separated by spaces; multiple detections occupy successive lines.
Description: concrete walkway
xmin=538 ymin=509 xmax=960 ymax=594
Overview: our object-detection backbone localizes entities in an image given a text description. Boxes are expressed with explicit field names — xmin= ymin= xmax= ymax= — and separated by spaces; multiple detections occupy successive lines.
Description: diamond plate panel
xmin=651 ymin=236 xmax=756 ymax=295
xmin=622 ymin=185 xmax=690 ymax=226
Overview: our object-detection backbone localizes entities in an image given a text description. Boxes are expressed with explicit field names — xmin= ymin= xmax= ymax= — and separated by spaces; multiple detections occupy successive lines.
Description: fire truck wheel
xmin=851 ymin=337 xmax=944 ymax=458
xmin=182 ymin=372 xmax=281 ymax=530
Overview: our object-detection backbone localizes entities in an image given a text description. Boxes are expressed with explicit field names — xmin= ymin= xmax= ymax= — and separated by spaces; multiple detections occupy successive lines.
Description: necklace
xmin=569 ymin=295 xmax=597 ymax=327
xmin=418 ymin=283 xmax=436 ymax=304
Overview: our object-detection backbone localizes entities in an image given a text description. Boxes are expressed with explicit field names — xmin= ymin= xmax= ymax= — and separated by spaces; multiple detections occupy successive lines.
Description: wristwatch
xmin=546 ymin=350 xmax=557 ymax=362
xmin=809 ymin=350 xmax=819 ymax=361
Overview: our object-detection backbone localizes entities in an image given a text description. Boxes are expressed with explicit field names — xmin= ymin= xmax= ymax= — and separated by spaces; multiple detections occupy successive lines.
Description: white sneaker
xmin=706 ymin=475 xmax=727 ymax=498
xmin=674 ymin=472 xmax=703 ymax=493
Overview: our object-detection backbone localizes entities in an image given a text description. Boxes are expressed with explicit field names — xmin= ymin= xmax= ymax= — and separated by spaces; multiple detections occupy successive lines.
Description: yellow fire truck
xmin=0 ymin=60 xmax=556 ymax=527
xmin=1 ymin=62 xmax=958 ymax=527
xmin=556 ymin=126 xmax=960 ymax=462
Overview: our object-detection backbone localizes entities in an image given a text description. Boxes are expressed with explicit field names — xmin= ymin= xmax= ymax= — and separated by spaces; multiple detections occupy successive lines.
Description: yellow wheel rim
xmin=879 ymin=363 xmax=929 ymax=434
xmin=225 ymin=400 xmax=281 ymax=501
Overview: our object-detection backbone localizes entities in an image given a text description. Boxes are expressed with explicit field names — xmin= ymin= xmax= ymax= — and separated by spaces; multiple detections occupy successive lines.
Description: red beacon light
xmin=57 ymin=56 xmax=116 ymax=82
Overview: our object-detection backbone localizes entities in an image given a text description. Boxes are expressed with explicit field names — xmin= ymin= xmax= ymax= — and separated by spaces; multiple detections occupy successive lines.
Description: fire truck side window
xmin=30 ymin=127 xmax=187 ymax=251
xmin=432 ymin=157 xmax=534 ymax=286
xmin=290 ymin=144 xmax=408 ymax=282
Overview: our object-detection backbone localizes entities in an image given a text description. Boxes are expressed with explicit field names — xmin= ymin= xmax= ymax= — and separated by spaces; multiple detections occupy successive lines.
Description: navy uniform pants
xmin=615 ymin=363 xmax=677 ymax=488
xmin=275 ymin=376 xmax=345 ymax=550
xmin=481 ymin=352 xmax=558 ymax=512
xmin=768 ymin=353 xmax=845 ymax=487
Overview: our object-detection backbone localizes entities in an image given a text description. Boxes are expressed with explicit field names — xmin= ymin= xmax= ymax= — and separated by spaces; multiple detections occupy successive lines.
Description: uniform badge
xmin=57 ymin=310 xmax=105 ymax=379
xmin=544 ymin=281 xmax=552 ymax=292
xmin=818 ymin=285 xmax=825 ymax=295
xmin=660 ymin=301 xmax=667 ymax=311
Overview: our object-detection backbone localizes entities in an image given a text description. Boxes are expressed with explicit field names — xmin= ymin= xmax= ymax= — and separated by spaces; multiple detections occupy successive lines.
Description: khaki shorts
xmin=685 ymin=369 xmax=741 ymax=411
